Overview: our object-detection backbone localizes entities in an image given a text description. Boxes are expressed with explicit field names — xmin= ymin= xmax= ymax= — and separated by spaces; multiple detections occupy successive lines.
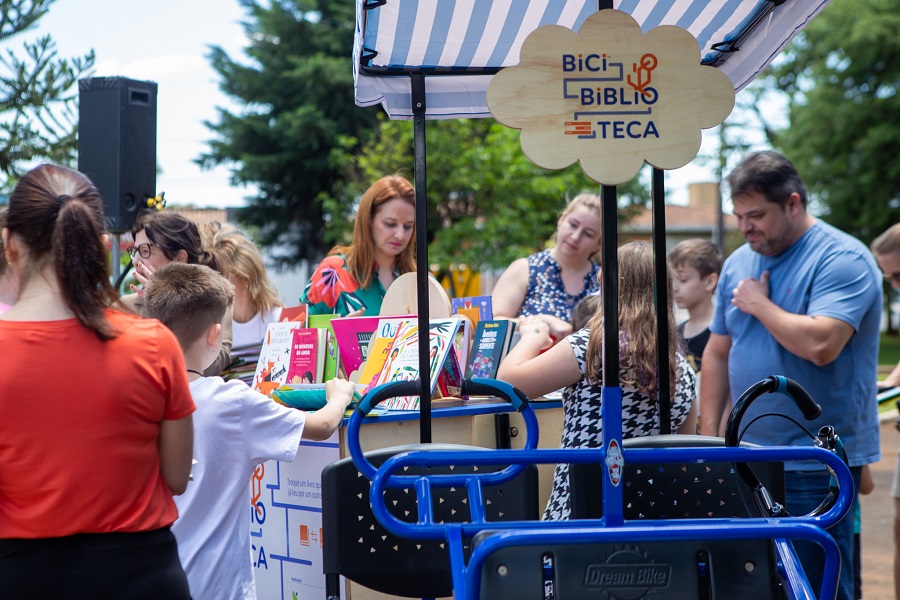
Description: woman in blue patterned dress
xmin=498 ymin=242 xmax=697 ymax=520
xmin=492 ymin=193 xmax=602 ymax=341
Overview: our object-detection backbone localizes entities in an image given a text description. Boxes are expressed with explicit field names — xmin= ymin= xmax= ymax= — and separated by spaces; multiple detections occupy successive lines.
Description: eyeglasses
xmin=884 ymin=271 xmax=900 ymax=285
xmin=126 ymin=242 xmax=156 ymax=259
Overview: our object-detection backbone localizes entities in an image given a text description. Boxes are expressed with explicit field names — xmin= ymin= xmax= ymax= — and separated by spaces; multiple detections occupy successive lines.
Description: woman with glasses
xmin=119 ymin=211 xmax=234 ymax=375
xmin=492 ymin=193 xmax=603 ymax=343
xmin=0 ymin=164 xmax=194 ymax=598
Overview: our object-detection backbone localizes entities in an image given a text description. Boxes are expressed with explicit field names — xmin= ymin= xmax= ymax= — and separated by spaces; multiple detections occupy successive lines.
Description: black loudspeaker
xmin=78 ymin=76 xmax=158 ymax=233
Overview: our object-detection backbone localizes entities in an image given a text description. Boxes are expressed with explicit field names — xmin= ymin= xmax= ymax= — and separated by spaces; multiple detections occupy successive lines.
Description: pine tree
xmin=199 ymin=1 xmax=379 ymax=265
xmin=0 ymin=0 xmax=94 ymax=191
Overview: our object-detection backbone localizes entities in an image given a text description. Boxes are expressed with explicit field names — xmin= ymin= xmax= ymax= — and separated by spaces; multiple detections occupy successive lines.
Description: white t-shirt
xmin=233 ymin=306 xmax=282 ymax=348
xmin=172 ymin=377 xmax=306 ymax=600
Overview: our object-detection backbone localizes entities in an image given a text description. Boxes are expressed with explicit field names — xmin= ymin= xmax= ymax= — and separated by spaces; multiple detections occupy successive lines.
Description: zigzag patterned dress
xmin=543 ymin=328 xmax=696 ymax=521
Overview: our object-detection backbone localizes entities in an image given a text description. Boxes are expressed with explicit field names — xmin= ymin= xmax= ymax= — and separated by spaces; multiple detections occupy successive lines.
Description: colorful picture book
xmin=252 ymin=321 xmax=307 ymax=396
xmin=308 ymin=314 xmax=341 ymax=380
xmin=465 ymin=319 xmax=517 ymax=380
xmin=357 ymin=316 xmax=410 ymax=388
xmin=451 ymin=295 xmax=493 ymax=330
xmin=331 ymin=314 xmax=413 ymax=378
xmin=371 ymin=317 xmax=465 ymax=410
xmin=285 ymin=328 xmax=327 ymax=384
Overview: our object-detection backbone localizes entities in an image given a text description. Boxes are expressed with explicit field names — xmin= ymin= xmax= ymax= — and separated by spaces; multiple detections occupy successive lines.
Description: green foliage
xmin=199 ymin=0 xmax=379 ymax=265
xmin=768 ymin=0 xmax=900 ymax=244
xmin=0 ymin=0 xmax=94 ymax=191
xmin=331 ymin=115 xmax=649 ymax=272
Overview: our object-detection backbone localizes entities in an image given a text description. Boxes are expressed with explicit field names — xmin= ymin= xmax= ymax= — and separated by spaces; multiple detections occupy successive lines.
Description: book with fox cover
xmin=252 ymin=321 xmax=306 ymax=396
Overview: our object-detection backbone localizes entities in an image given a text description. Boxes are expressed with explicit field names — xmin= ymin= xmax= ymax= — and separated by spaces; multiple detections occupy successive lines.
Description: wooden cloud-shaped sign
xmin=487 ymin=10 xmax=735 ymax=185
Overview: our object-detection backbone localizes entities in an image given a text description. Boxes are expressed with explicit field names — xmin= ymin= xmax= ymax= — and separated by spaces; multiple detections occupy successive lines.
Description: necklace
xmin=187 ymin=369 xmax=204 ymax=377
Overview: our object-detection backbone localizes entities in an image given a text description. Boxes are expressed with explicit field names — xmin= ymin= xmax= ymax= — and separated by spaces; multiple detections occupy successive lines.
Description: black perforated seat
xmin=570 ymin=434 xmax=785 ymax=520
xmin=321 ymin=444 xmax=539 ymax=599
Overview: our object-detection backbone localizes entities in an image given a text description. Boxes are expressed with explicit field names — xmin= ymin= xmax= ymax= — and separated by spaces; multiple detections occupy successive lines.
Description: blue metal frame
xmin=346 ymin=379 xmax=853 ymax=600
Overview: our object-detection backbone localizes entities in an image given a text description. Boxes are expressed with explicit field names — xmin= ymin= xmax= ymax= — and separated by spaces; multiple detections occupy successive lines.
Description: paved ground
xmin=860 ymin=418 xmax=897 ymax=599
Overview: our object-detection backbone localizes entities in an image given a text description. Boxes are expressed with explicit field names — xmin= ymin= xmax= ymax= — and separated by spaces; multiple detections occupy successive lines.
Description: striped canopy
xmin=354 ymin=0 xmax=830 ymax=120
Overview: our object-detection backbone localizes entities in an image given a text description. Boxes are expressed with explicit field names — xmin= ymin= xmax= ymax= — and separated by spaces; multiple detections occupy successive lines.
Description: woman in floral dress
xmin=301 ymin=174 xmax=416 ymax=316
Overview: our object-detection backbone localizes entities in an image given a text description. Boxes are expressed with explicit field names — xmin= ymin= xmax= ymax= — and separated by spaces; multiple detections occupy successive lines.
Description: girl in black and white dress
xmin=498 ymin=241 xmax=697 ymax=520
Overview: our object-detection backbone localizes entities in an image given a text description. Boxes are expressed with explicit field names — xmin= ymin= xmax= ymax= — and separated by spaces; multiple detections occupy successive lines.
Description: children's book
xmin=358 ymin=316 xmax=413 ymax=389
xmin=451 ymin=295 xmax=493 ymax=330
xmin=252 ymin=321 xmax=307 ymax=396
xmin=331 ymin=314 xmax=413 ymax=379
xmin=279 ymin=303 xmax=308 ymax=326
xmin=437 ymin=344 xmax=464 ymax=398
xmin=285 ymin=328 xmax=327 ymax=384
xmin=372 ymin=318 xmax=465 ymax=410
xmin=308 ymin=314 xmax=341 ymax=380
xmin=465 ymin=319 xmax=516 ymax=380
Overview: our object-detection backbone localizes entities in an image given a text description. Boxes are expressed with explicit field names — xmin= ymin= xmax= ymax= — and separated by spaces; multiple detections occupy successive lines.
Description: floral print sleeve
xmin=300 ymin=254 xmax=387 ymax=317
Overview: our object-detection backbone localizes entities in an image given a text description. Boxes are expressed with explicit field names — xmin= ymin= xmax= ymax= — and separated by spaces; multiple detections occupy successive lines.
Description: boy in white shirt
xmin=143 ymin=262 xmax=355 ymax=600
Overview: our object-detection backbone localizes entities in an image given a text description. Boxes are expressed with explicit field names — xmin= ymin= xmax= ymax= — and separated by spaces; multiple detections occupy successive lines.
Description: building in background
xmin=621 ymin=182 xmax=738 ymax=253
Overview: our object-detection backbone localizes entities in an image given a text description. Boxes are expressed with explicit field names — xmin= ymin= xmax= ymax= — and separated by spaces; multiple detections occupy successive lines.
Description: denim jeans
xmin=785 ymin=466 xmax=861 ymax=600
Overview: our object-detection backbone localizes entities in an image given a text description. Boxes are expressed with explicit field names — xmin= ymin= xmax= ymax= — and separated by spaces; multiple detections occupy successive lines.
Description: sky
xmin=28 ymin=0 xmax=755 ymax=211
xmin=34 ymin=0 xmax=254 ymax=208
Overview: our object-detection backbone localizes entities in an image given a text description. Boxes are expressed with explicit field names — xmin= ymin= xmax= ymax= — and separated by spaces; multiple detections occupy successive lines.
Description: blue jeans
xmin=785 ymin=467 xmax=861 ymax=600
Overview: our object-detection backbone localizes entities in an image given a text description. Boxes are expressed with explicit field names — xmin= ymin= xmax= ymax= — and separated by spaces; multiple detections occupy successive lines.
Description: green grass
xmin=882 ymin=333 xmax=900 ymax=369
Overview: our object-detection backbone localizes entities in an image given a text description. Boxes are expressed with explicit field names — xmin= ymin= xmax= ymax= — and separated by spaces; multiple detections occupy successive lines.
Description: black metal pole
xmin=600 ymin=185 xmax=619 ymax=388
xmin=411 ymin=73 xmax=431 ymax=443
xmin=651 ymin=168 xmax=672 ymax=434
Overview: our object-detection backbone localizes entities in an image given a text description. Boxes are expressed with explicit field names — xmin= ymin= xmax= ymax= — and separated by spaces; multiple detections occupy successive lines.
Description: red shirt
xmin=0 ymin=310 xmax=195 ymax=538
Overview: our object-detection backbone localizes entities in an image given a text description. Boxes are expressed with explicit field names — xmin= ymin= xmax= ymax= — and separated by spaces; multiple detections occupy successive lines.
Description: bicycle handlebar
xmin=724 ymin=375 xmax=847 ymax=519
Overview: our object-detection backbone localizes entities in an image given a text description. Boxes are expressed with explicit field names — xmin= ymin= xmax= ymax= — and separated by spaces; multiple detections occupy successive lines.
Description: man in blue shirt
xmin=700 ymin=151 xmax=881 ymax=600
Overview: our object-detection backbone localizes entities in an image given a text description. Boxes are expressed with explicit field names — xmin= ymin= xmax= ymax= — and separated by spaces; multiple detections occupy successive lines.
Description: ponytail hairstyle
xmin=5 ymin=164 xmax=120 ymax=339
xmin=132 ymin=211 xmax=220 ymax=273
xmin=583 ymin=241 xmax=679 ymax=397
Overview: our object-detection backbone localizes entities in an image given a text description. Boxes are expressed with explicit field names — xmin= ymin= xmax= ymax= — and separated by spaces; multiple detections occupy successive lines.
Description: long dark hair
xmin=5 ymin=164 xmax=120 ymax=339
xmin=132 ymin=211 xmax=220 ymax=272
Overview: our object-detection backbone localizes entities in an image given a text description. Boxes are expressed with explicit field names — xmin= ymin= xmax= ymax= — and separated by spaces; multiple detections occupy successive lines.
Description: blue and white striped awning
xmin=354 ymin=0 xmax=830 ymax=120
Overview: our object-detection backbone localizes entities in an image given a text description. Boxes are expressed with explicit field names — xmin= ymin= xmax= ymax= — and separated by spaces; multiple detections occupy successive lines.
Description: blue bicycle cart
xmin=337 ymin=2 xmax=849 ymax=599
xmin=337 ymin=377 xmax=853 ymax=600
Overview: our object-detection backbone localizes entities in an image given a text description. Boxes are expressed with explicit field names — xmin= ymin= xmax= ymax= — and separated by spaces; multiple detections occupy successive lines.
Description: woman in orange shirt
xmin=0 ymin=164 xmax=195 ymax=598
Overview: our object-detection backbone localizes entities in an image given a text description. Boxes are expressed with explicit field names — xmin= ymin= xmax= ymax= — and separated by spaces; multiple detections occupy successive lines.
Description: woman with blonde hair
xmin=0 ymin=164 xmax=194 ymax=597
xmin=498 ymin=241 xmax=696 ymax=520
xmin=493 ymin=193 xmax=603 ymax=341
xmin=301 ymin=174 xmax=416 ymax=316
xmin=202 ymin=222 xmax=284 ymax=347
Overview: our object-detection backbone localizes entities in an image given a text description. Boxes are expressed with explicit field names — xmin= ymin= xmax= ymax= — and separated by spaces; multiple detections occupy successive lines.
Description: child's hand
xmin=325 ymin=378 xmax=356 ymax=410
xmin=516 ymin=316 xmax=552 ymax=350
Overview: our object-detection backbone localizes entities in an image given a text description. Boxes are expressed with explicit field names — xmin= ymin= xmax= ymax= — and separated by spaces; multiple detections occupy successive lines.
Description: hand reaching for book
xmin=325 ymin=378 xmax=357 ymax=411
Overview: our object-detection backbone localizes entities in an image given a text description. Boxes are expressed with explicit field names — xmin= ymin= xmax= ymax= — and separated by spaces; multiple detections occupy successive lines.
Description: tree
xmin=768 ymin=0 xmax=900 ymax=244
xmin=0 ymin=0 xmax=94 ymax=191
xmin=328 ymin=115 xmax=649 ymax=274
xmin=199 ymin=0 xmax=379 ymax=265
